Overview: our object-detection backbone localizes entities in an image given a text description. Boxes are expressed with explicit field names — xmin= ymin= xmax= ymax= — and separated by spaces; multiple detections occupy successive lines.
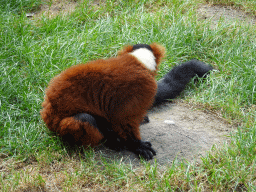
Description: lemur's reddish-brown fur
xmin=41 ymin=43 xmax=165 ymax=148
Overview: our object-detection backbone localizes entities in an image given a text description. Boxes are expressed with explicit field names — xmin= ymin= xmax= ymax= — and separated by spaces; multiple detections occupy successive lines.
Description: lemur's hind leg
xmin=74 ymin=113 xmax=125 ymax=151
xmin=74 ymin=113 xmax=98 ymax=127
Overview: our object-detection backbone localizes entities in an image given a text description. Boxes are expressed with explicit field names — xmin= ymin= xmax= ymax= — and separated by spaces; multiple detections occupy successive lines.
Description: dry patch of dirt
xmin=32 ymin=0 xmax=78 ymax=18
xmin=31 ymin=0 xmax=104 ymax=18
xmin=197 ymin=4 xmax=256 ymax=27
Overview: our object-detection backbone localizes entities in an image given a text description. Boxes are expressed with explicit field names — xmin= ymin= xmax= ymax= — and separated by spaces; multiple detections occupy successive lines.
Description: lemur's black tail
xmin=153 ymin=59 xmax=213 ymax=106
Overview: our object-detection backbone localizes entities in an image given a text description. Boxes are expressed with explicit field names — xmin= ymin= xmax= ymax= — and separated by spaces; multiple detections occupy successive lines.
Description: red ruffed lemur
xmin=41 ymin=43 xmax=213 ymax=160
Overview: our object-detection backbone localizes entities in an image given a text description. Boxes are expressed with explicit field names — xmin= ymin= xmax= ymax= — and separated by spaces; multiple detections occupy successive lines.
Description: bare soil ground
xmin=197 ymin=4 xmax=256 ymax=27
xmin=33 ymin=0 xmax=78 ymax=18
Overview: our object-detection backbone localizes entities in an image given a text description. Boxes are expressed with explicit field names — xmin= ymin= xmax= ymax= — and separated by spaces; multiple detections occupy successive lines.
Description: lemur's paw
xmin=135 ymin=141 xmax=156 ymax=160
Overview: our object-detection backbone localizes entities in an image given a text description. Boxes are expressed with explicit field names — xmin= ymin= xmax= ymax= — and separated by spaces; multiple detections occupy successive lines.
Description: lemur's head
xmin=118 ymin=43 xmax=166 ymax=72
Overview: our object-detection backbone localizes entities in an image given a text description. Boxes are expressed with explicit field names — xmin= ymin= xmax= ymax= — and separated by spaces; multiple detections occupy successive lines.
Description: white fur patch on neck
xmin=130 ymin=48 xmax=156 ymax=71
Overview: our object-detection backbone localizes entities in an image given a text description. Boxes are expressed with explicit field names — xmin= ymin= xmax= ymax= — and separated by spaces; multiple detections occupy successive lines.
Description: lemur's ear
xmin=149 ymin=43 xmax=166 ymax=66
xmin=118 ymin=45 xmax=133 ymax=55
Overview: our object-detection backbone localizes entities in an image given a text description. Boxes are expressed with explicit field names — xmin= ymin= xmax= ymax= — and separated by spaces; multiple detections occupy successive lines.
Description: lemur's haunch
xmin=41 ymin=43 xmax=165 ymax=160
xmin=41 ymin=43 xmax=213 ymax=160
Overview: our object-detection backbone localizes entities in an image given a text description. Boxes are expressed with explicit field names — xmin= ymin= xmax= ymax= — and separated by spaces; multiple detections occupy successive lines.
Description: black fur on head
xmin=132 ymin=44 xmax=152 ymax=51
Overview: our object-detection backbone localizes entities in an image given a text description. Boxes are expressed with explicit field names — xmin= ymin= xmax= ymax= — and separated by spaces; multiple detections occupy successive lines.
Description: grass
xmin=0 ymin=0 xmax=256 ymax=191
